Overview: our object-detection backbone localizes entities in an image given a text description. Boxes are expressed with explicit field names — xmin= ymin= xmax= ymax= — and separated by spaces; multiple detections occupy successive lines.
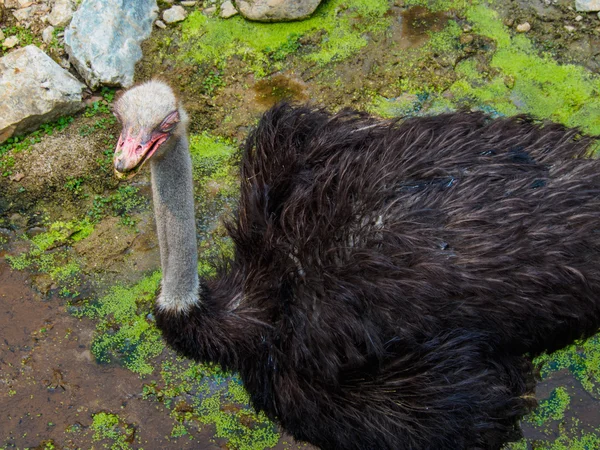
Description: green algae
xmin=180 ymin=0 xmax=391 ymax=75
xmin=535 ymin=334 xmax=600 ymax=397
xmin=527 ymin=387 xmax=571 ymax=427
xmin=79 ymin=272 xmax=163 ymax=375
xmin=5 ymin=219 xmax=94 ymax=297
xmin=370 ymin=3 xmax=600 ymax=135
xmin=144 ymin=358 xmax=279 ymax=450
xmin=90 ymin=412 xmax=135 ymax=450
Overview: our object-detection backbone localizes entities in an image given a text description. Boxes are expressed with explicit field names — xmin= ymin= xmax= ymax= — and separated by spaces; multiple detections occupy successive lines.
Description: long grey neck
xmin=150 ymin=133 xmax=200 ymax=313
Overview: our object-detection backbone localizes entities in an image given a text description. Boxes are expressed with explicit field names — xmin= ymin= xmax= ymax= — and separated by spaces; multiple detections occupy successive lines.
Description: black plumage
xmin=155 ymin=105 xmax=600 ymax=449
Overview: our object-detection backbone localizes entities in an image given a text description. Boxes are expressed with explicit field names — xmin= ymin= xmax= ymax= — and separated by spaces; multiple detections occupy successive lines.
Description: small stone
xmin=459 ymin=33 xmax=474 ymax=44
xmin=3 ymin=35 xmax=19 ymax=48
xmin=564 ymin=25 xmax=576 ymax=31
xmin=180 ymin=0 xmax=196 ymax=6
xmin=162 ymin=5 xmax=186 ymax=23
xmin=42 ymin=25 xmax=54 ymax=44
xmin=48 ymin=0 xmax=74 ymax=27
xmin=154 ymin=19 xmax=166 ymax=28
xmin=503 ymin=18 xmax=514 ymax=27
xmin=516 ymin=22 xmax=531 ymax=32
xmin=203 ymin=5 xmax=216 ymax=15
xmin=576 ymin=15 xmax=584 ymax=21
xmin=17 ymin=0 xmax=32 ymax=7
xmin=462 ymin=24 xmax=472 ymax=32
xmin=220 ymin=0 xmax=237 ymax=18
xmin=12 ymin=5 xmax=35 ymax=21
xmin=9 ymin=172 xmax=25 ymax=182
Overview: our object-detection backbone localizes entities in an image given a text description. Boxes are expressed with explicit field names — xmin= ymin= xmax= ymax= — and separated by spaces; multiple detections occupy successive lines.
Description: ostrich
xmin=113 ymin=80 xmax=600 ymax=450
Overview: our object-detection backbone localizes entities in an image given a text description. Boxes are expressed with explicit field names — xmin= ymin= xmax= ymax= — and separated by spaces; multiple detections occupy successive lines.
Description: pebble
xmin=220 ymin=0 xmax=237 ymax=18
xmin=180 ymin=0 xmax=196 ymax=6
xmin=3 ymin=35 xmax=19 ymax=48
xmin=162 ymin=5 xmax=187 ymax=23
xmin=42 ymin=25 xmax=54 ymax=44
xmin=459 ymin=33 xmax=474 ymax=44
xmin=516 ymin=22 xmax=531 ymax=32
xmin=462 ymin=24 xmax=472 ymax=32
xmin=203 ymin=5 xmax=216 ymax=15
xmin=564 ymin=25 xmax=576 ymax=31
xmin=154 ymin=19 xmax=166 ymax=29
xmin=576 ymin=15 xmax=584 ymax=21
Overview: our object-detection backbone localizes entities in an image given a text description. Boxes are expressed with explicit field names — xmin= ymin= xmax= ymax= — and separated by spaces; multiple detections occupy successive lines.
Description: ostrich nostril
xmin=115 ymin=157 xmax=126 ymax=172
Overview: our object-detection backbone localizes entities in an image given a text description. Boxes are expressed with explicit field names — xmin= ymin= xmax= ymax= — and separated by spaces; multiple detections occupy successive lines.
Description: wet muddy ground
xmin=2 ymin=0 xmax=600 ymax=448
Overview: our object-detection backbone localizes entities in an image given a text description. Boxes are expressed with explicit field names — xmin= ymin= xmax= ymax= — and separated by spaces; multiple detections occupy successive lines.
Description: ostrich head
xmin=113 ymin=80 xmax=189 ymax=179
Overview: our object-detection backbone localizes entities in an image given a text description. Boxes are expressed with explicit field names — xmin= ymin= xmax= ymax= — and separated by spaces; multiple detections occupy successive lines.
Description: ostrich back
xmin=161 ymin=106 xmax=600 ymax=449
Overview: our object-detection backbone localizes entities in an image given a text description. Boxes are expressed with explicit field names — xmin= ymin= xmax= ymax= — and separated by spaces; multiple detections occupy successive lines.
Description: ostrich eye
xmin=159 ymin=110 xmax=180 ymax=133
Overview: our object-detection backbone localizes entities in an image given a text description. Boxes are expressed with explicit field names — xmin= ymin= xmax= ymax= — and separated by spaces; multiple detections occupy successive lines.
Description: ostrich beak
xmin=114 ymin=128 xmax=170 ymax=180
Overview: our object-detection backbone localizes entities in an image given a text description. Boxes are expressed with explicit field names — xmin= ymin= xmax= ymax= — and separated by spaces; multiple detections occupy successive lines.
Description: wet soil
xmin=0 ymin=258 xmax=194 ymax=449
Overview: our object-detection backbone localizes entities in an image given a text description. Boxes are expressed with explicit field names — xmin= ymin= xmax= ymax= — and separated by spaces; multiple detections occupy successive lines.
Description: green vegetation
xmin=181 ymin=0 xmax=391 ymax=75
xmin=371 ymin=3 xmax=600 ymax=135
xmin=528 ymin=387 xmax=571 ymax=427
xmin=87 ymin=185 xmax=148 ymax=227
xmin=143 ymin=358 xmax=279 ymax=450
xmin=76 ymin=272 xmax=163 ymax=375
xmin=5 ymin=219 xmax=93 ymax=297
xmin=90 ymin=412 xmax=135 ymax=450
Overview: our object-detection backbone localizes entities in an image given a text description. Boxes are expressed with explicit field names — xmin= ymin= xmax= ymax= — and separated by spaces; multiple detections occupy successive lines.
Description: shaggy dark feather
xmin=156 ymin=105 xmax=600 ymax=450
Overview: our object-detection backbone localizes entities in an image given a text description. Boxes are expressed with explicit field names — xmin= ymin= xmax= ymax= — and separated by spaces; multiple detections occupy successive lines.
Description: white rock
xmin=64 ymin=0 xmax=158 ymax=89
xmin=154 ymin=19 xmax=166 ymax=28
xmin=17 ymin=0 xmax=32 ymax=7
xmin=163 ymin=5 xmax=186 ymax=22
xmin=220 ymin=0 xmax=237 ymax=18
xmin=5 ymin=0 xmax=20 ymax=9
xmin=203 ymin=5 xmax=216 ymax=15
xmin=564 ymin=25 xmax=576 ymax=31
xmin=0 ymin=45 xmax=85 ymax=143
xmin=180 ymin=1 xmax=196 ymax=6
xmin=48 ymin=0 xmax=74 ymax=27
xmin=3 ymin=36 xmax=19 ymax=48
xmin=575 ymin=15 xmax=584 ymax=21
xmin=42 ymin=25 xmax=54 ymax=44
xmin=575 ymin=0 xmax=600 ymax=11
xmin=236 ymin=0 xmax=321 ymax=22
xmin=516 ymin=22 xmax=531 ymax=32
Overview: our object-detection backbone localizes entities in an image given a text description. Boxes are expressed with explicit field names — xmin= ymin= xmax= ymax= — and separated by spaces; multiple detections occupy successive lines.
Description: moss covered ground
xmin=2 ymin=0 xmax=600 ymax=448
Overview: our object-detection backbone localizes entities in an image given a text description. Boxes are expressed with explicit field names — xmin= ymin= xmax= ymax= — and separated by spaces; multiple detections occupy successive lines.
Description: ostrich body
xmin=113 ymin=81 xmax=600 ymax=450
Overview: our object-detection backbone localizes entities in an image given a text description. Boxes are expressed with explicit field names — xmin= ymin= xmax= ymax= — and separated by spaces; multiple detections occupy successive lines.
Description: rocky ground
xmin=1 ymin=0 xmax=600 ymax=449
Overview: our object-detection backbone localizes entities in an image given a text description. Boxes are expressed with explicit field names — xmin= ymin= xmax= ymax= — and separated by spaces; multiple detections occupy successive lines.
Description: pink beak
xmin=114 ymin=128 xmax=169 ymax=180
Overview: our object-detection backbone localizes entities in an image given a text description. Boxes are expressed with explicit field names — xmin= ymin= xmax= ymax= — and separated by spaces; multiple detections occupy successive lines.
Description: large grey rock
xmin=576 ymin=0 xmax=600 ymax=11
xmin=64 ymin=0 xmax=158 ymax=89
xmin=236 ymin=0 xmax=321 ymax=22
xmin=0 ymin=45 xmax=85 ymax=144
xmin=48 ymin=0 xmax=74 ymax=27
